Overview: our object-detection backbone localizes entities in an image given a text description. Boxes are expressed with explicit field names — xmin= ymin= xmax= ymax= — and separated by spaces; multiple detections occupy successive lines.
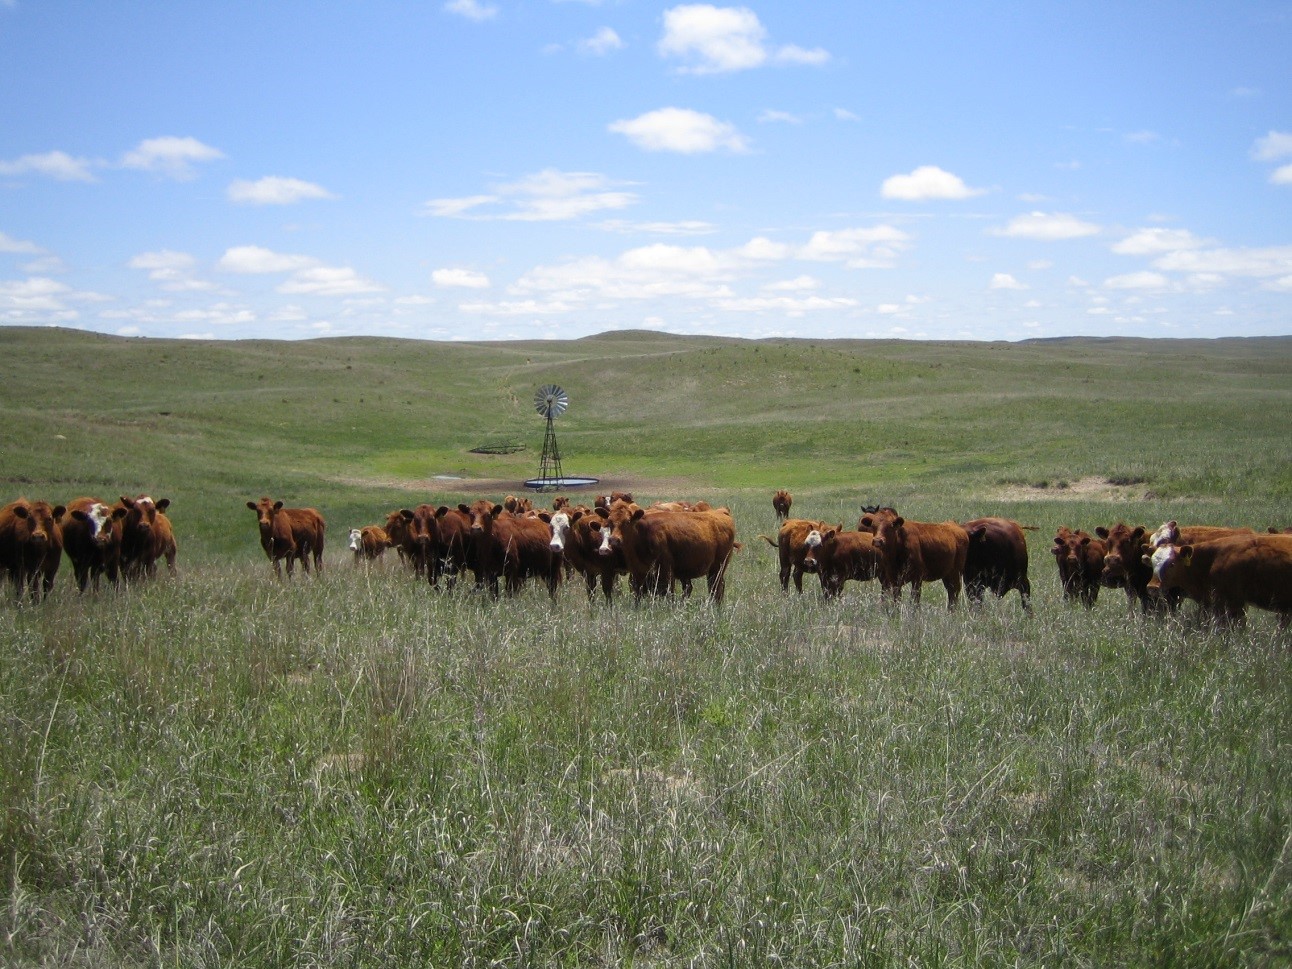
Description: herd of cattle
xmin=1 ymin=489 xmax=1289 ymax=627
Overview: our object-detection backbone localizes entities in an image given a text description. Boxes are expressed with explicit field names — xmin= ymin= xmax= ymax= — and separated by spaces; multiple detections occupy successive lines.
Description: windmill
xmin=533 ymin=384 xmax=568 ymax=488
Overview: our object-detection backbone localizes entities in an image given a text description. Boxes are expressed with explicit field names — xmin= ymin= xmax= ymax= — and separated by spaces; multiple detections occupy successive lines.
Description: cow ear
xmin=860 ymin=516 xmax=873 ymax=528
xmin=1096 ymin=526 xmax=1109 ymax=539
xmin=247 ymin=501 xmax=258 ymax=510
xmin=120 ymin=496 xmax=135 ymax=508
xmin=458 ymin=503 xmax=470 ymax=515
xmin=1132 ymin=526 xmax=1145 ymax=540
xmin=71 ymin=509 xmax=90 ymax=521
xmin=400 ymin=509 xmax=415 ymax=521
xmin=631 ymin=508 xmax=646 ymax=522
xmin=969 ymin=525 xmax=986 ymax=540
xmin=587 ymin=520 xmax=601 ymax=532
xmin=823 ymin=528 xmax=837 ymax=541
xmin=537 ymin=512 xmax=551 ymax=523
xmin=156 ymin=498 xmax=170 ymax=511
xmin=490 ymin=504 xmax=504 ymax=517
xmin=12 ymin=505 xmax=29 ymax=519
xmin=893 ymin=516 xmax=905 ymax=528
xmin=570 ymin=510 xmax=584 ymax=523
xmin=1180 ymin=545 xmax=1194 ymax=565
xmin=1079 ymin=536 xmax=1090 ymax=546
xmin=595 ymin=506 xmax=609 ymax=519
xmin=112 ymin=506 xmax=127 ymax=520
xmin=434 ymin=506 xmax=449 ymax=518
xmin=273 ymin=501 xmax=284 ymax=512
xmin=1141 ymin=554 xmax=1153 ymax=566
xmin=52 ymin=505 xmax=66 ymax=519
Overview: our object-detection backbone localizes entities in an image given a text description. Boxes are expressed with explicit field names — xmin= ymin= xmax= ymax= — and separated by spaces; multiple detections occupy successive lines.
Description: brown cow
xmin=869 ymin=515 xmax=968 ymax=608
xmin=1095 ymin=522 xmax=1157 ymax=612
xmin=758 ymin=518 xmax=834 ymax=593
xmin=433 ymin=504 xmax=476 ymax=589
xmin=802 ymin=527 xmax=880 ymax=598
xmin=544 ymin=508 xmax=624 ymax=602
xmin=461 ymin=500 xmax=561 ymax=599
xmin=246 ymin=498 xmax=324 ymax=578
xmin=119 ymin=495 xmax=177 ymax=581
xmin=1148 ymin=520 xmax=1255 ymax=549
xmin=596 ymin=503 xmax=737 ymax=603
xmin=1146 ymin=534 xmax=1292 ymax=627
xmin=772 ymin=489 xmax=792 ymax=521
xmin=962 ymin=517 xmax=1032 ymax=610
xmin=384 ymin=505 xmax=439 ymax=582
xmin=0 ymin=499 xmax=65 ymax=602
xmin=1051 ymin=527 xmax=1105 ymax=607
xmin=349 ymin=525 xmax=392 ymax=564
xmin=595 ymin=491 xmax=634 ymax=510
xmin=61 ymin=497 xmax=127 ymax=592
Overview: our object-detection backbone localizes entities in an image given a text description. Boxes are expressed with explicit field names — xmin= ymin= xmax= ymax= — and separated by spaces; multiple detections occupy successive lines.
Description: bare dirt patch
xmin=989 ymin=475 xmax=1157 ymax=503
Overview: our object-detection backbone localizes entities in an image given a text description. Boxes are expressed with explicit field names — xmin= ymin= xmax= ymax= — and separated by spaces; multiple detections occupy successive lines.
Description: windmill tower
xmin=533 ymin=384 xmax=568 ymax=488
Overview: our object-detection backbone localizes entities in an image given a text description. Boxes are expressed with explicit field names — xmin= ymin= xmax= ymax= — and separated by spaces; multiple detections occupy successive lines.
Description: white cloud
xmin=881 ymin=165 xmax=985 ymax=201
xmin=578 ymin=26 xmax=623 ymax=55
xmin=1153 ymin=245 xmax=1292 ymax=282
xmin=277 ymin=266 xmax=383 ymax=296
xmin=227 ymin=176 xmax=336 ymax=205
xmin=609 ymin=107 xmax=749 ymax=154
xmin=989 ymin=273 xmax=1026 ymax=290
xmin=218 ymin=245 xmax=315 ymax=274
xmin=433 ymin=268 xmax=490 ymax=288
xmin=444 ymin=0 xmax=497 ymax=21
xmin=121 ymin=136 xmax=224 ymax=180
xmin=798 ymin=226 xmax=911 ymax=268
xmin=599 ymin=219 xmax=717 ymax=236
xmin=1124 ymin=130 xmax=1160 ymax=145
xmin=1112 ymin=228 xmax=1203 ymax=255
xmin=657 ymin=4 xmax=826 ymax=74
xmin=0 ymin=231 xmax=43 ymax=254
xmin=128 ymin=250 xmax=215 ymax=291
xmin=763 ymin=275 xmax=820 ymax=292
xmin=758 ymin=109 xmax=803 ymax=125
xmin=989 ymin=211 xmax=1100 ymax=240
xmin=1105 ymin=271 xmax=1169 ymax=290
xmin=424 ymin=169 xmax=637 ymax=221
xmin=1251 ymin=130 xmax=1292 ymax=161
xmin=0 ymin=150 xmax=97 ymax=182
xmin=1271 ymin=164 xmax=1292 ymax=186
xmin=833 ymin=108 xmax=860 ymax=122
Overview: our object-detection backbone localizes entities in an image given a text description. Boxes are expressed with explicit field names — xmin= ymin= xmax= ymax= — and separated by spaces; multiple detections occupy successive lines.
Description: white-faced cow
xmin=759 ymin=518 xmax=834 ymax=593
xmin=1146 ymin=534 xmax=1292 ymax=627
xmin=61 ymin=497 xmax=127 ymax=592
xmin=801 ymin=527 xmax=880 ymax=599
xmin=349 ymin=525 xmax=392 ymax=564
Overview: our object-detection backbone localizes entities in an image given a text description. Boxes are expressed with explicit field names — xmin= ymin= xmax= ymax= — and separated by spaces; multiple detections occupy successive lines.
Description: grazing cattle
xmin=1148 ymin=520 xmax=1254 ymax=549
xmin=596 ymin=503 xmax=737 ymax=603
xmin=0 ymin=499 xmax=65 ymax=602
xmin=384 ymin=505 xmax=439 ymax=582
xmin=1050 ymin=527 xmax=1105 ymax=607
xmin=119 ymin=495 xmax=177 ymax=581
xmin=1095 ymin=523 xmax=1157 ymax=612
xmin=545 ymin=508 xmax=624 ymax=601
xmin=758 ymin=518 xmax=834 ymax=593
xmin=801 ymin=527 xmax=880 ymax=598
xmin=595 ymin=491 xmax=634 ymax=510
xmin=870 ymin=515 xmax=968 ymax=608
xmin=461 ymin=500 xmax=561 ymax=599
xmin=246 ymin=498 xmax=324 ymax=579
xmin=432 ymin=505 xmax=475 ymax=589
xmin=772 ymin=489 xmax=792 ymax=521
xmin=61 ymin=497 xmax=127 ymax=592
xmin=962 ymin=517 xmax=1032 ymax=610
xmin=349 ymin=525 xmax=392 ymax=564
xmin=650 ymin=500 xmax=712 ymax=512
xmin=1146 ymin=534 xmax=1292 ymax=627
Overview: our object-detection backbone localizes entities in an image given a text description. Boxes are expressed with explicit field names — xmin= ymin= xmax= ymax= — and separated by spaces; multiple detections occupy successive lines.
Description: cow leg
xmin=943 ymin=576 xmax=960 ymax=610
xmin=1018 ymin=576 xmax=1032 ymax=612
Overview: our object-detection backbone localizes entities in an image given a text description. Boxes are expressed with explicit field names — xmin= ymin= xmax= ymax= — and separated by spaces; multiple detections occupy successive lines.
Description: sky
xmin=1 ymin=1 xmax=1290 ymax=343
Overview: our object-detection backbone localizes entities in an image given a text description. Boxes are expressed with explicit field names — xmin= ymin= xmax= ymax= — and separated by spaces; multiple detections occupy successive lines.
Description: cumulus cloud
xmin=989 ymin=211 xmax=1100 ymax=241
xmin=227 ymin=176 xmax=336 ymax=205
xmin=657 ymin=4 xmax=827 ymax=74
xmin=1271 ymin=164 xmax=1292 ymax=186
xmin=798 ymin=226 xmax=911 ymax=268
xmin=121 ymin=136 xmax=224 ymax=180
xmin=1105 ymin=271 xmax=1169 ymax=290
xmin=881 ymin=165 xmax=985 ymax=201
xmin=989 ymin=273 xmax=1026 ymax=290
xmin=217 ymin=245 xmax=382 ymax=296
xmin=1251 ymin=130 xmax=1292 ymax=161
xmin=1152 ymin=244 xmax=1292 ymax=283
xmin=218 ymin=245 xmax=315 ymax=274
xmin=424 ymin=169 xmax=637 ymax=221
xmin=128 ymin=250 xmax=215 ymax=291
xmin=0 ymin=150 xmax=97 ymax=182
xmin=433 ymin=268 xmax=490 ymax=288
xmin=578 ymin=26 xmax=623 ymax=55
xmin=444 ymin=0 xmax=497 ymax=21
xmin=1112 ymin=228 xmax=1203 ymax=255
xmin=0 ymin=231 xmax=43 ymax=254
xmin=608 ymin=107 xmax=749 ymax=153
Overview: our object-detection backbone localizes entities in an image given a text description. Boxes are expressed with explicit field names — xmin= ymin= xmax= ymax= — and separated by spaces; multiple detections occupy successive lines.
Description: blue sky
xmin=2 ymin=1 xmax=1290 ymax=342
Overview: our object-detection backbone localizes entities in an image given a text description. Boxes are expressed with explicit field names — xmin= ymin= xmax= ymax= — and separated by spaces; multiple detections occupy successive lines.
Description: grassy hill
xmin=1 ymin=327 xmax=1289 ymax=966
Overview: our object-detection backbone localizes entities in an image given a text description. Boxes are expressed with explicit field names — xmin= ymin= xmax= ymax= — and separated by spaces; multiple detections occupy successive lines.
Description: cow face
xmin=246 ymin=498 xmax=284 ymax=533
xmin=72 ymin=502 xmax=125 ymax=548
xmin=800 ymin=527 xmax=827 ymax=573
xmin=348 ymin=528 xmax=363 ymax=552
xmin=10 ymin=501 xmax=64 ymax=550
xmin=593 ymin=504 xmax=643 ymax=558
xmin=461 ymin=500 xmax=502 ymax=537
xmin=1097 ymin=524 xmax=1146 ymax=586
xmin=1148 ymin=520 xmax=1180 ymax=549
xmin=1144 ymin=544 xmax=1191 ymax=590
xmin=546 ymin=511 xmax=571 ymax=553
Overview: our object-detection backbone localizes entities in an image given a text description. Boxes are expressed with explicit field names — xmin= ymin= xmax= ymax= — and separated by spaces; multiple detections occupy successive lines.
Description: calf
xmin=1051 ymin=527 xmax=1105 ymax=607
xmin=246 ymin=498 xmax=324 ymax=578
xmin=0 ymin=499 xmax=65 ymax=602
xmin=1146 ymin=534 xmax=1292 ymax=627
xmin=349 ymin=525 xmax=392 ymax=564
xmin=597 ymin=503 xmax=737 ymax=603
xmin=759 ymin=518 xmax=834 ymax=593
xmin=772 ymin=489 xmax=792 ymax=521
xmin=462 ymin=500 xmax=561 ymax=599
xmin=962 ymin=517 xmax=1032 ymax=610
xmin=119 ymin=495 xmax=177 ymax=581
xmin=61 ymin=497 xmax=127 ymax=592
xmin=802 ymin=527 xmax=880 ymax=598
xmin=870 ymin=515 xmax=968 ymax=608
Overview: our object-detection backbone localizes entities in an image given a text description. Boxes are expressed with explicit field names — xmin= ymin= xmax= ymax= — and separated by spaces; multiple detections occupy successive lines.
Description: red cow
xmin=772 ymin=489 xmax=792 ymax=521
xmin=384 ymin=505 xmax=439 ymax=582
xmin=119 ymin=495 xmax=177 ymax=581
xmin=1050 ymin=527 xmax=1105 ymax=607
xmin=1146 ymin=534 xmax=1292 ymax=627
xmin=0 ymin=498 xmax=65 ymax=601
xmin=1095 ymin=523 xmax=1157 ymax=612
xmin=759 ymin=518 xmax=834 ymax=593
xmin=801 ymin=527 xmax=880 ymax=598
xmin=349 ymin=526 xmax=392 ymax=564
xmin=61 ymin=497 xmax=127 ymax=592
xmin=869 ymin=515 xmax=968 ymax=608
xmin=246 ymin=498 xmax=324 ymax=578
xmin=461 ymin=500 xmax=561 ymax=599
xmin=433 ymin=504 xmax=476 ymax=589
xmin=594 ymin=491 xmax=634 ymax=510
xmin=596 ymin=503 xmax=737 ymax=603
xmin=962 ymin=517 xmax=1032 ymax=610
xmin=1148 ymin=520 xmax=1255 ymax=549
xmin=544 ymin=508 xmax=624 ymax=602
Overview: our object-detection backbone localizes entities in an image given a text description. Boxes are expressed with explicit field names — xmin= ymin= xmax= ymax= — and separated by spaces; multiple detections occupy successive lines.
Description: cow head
xmin=800 ymin=527 xmax=828 ymax=573
xmin=348 ymin=528 xmax=363 ymax=552
xmin=9 ymin=500 xmax=65 ymax=550
xmin=461 ymin=500 xmax=502 ymax=537
xmin=247 ymin=498 xmax=284 ymax=534
xmin=858 ymin=506 xmax=899 ymax=534
xmin=1144 ymin=544 xmax=1192 ymax=591
xmin=1148 ymin=520 xmax=1180 ymax=549
xmin=72 ymin=501 xmax=126 ymax=548
xmin=1096 ymin=523 xmax=1147 ymax=587
xmin=593 ymin=503 xmax=644 ymax=557
xmin=544 ymin=511 xmax=571 ymax=553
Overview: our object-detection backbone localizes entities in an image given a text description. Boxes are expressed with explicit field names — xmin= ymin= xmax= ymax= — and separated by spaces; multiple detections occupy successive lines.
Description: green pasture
xmin=1 ymin=327 xmax=1289 ymax=966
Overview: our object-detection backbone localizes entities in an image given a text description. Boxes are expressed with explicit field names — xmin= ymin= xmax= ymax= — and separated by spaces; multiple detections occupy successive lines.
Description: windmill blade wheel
xmin=535 ymin=384 xmax=569 ymax=419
